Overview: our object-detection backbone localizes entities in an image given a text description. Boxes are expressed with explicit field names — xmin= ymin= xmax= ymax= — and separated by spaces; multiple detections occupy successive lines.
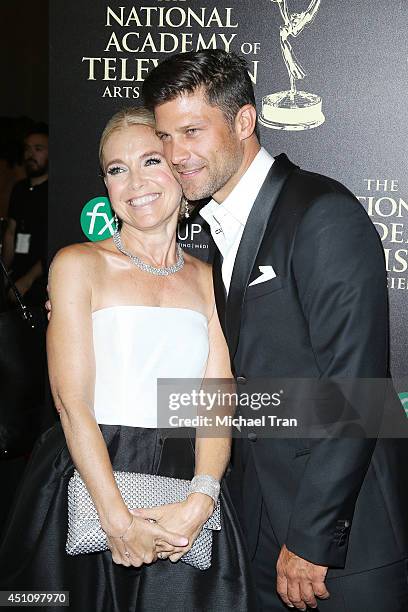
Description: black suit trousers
xmin=252 ymin=499 xmax=408 ymax=612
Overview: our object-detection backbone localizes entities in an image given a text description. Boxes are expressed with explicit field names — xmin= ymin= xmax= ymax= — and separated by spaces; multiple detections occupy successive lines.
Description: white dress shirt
xmin=200 ymin=147 xmax=274 ymax=293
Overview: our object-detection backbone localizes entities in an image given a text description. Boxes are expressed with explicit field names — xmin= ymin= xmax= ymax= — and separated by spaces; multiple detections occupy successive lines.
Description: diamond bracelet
xmin=188 ymin=474 xmax=221 ymax=506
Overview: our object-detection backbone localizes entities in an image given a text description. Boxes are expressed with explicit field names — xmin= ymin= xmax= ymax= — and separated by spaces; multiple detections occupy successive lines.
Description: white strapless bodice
xmin=92 ymin=306 xmax=209 ymax=428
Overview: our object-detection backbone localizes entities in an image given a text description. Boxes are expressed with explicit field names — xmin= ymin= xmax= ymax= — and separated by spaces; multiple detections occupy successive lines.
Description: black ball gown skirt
xmin=0 ymin=423 xmax=256 ymax=611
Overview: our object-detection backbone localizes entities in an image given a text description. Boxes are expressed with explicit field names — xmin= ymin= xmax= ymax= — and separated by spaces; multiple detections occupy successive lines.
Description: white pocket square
xmin=248 ymin=266 xmax=277 ymax=287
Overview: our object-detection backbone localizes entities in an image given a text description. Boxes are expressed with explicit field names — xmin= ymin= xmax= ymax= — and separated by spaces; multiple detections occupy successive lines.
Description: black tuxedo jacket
xmin=214 ymin=154 xmax=408 ymax=575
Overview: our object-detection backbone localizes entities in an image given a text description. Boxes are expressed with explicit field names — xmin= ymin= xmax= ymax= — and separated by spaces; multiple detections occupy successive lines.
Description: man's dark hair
xmin=142 ymin=50 xmax=259 ymax=137
xmin=25 ymin=122 xmax=48 ymax=139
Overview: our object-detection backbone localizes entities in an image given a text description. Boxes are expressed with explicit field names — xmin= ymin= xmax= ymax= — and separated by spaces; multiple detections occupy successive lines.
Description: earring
xmin=183 ymin=198 xmax=190 ymax=219
xmin=114 ymin=213 xmax=119 ymax=232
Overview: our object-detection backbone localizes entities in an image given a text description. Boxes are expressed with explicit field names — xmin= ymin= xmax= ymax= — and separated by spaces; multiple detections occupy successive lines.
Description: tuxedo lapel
xmin=212 ymin=249 xmax=227 ymax=338
xmin=226 ymin=154 xmax=296 ymax=358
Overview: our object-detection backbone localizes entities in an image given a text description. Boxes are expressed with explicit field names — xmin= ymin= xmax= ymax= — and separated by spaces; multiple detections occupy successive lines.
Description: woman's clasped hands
xmin=106 ymin=493 xmax=214 ymax=567
xmin=107 ymin=493 xmax=213 ymax=567
xmin=131 ymin=493 xmax=214 ymax=563
xmin=105 ymin=512 xmax=189 ymax=568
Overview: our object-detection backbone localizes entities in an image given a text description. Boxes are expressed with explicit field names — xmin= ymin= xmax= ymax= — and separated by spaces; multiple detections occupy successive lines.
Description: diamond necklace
xmin=112 ymin=229 xmax=184 ymax=276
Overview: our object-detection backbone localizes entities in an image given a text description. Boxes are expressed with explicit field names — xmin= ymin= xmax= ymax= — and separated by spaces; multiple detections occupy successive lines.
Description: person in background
xmin=2 ymin=123 xmax=48 ymax=306
xmin=0 ymin=116 xmax=31 ymax=219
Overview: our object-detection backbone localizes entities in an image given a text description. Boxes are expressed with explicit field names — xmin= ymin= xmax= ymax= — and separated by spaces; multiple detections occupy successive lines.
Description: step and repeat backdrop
xmin=49 ymin=1 xmax=408 ymax=396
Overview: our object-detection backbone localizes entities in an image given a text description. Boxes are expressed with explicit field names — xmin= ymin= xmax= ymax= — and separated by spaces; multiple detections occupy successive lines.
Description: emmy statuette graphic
xmin=260 ymin=0 xmax=325 ymax=131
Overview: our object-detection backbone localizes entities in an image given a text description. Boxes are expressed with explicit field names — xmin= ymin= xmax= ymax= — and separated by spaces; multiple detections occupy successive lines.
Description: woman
xmin=0 ymin=108 xmax=255 ymax=611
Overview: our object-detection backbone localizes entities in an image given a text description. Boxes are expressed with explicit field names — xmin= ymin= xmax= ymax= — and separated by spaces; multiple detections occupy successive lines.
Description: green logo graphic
xmin=80 ymin=197 xmax=115 ymax=241
xmin=398 ymin=392 xmax=408 ymax=418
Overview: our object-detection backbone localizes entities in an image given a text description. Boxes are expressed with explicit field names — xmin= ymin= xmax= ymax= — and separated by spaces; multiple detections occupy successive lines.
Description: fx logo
xmin=398 ymin=392 xmax=408 ymax=418
xmin=80 ymin=197 xmax=115 ymax=241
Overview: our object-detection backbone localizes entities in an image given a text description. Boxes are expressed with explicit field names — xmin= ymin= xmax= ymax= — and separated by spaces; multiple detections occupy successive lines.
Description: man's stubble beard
xmin=180 ymin=144 xmax=243 ymax=202
xmin=25 ymin=161 xmax=48 ymax=179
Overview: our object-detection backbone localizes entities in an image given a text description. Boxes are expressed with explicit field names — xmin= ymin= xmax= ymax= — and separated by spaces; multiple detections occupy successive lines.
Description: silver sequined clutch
xmin=66 ymin=469 xmax=221 ymax=570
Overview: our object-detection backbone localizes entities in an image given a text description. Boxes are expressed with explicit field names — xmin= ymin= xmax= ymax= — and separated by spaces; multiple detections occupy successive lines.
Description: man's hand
xmin=15 ymin=275 xmax=33 ymax=296
xmin=276 ymin=544 xmax=329 ymax=610
xmin=8 ymin=275 xmax=32 ymax=302
xmin=9 ymin=260 xmax=43 ymax=303
xmin=45 ymin=284 xmax=51 ymax=320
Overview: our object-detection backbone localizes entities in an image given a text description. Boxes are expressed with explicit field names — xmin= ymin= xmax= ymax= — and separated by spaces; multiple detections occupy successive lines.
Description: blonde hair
xmin=99 ymin=106 xmax=156 ymax=172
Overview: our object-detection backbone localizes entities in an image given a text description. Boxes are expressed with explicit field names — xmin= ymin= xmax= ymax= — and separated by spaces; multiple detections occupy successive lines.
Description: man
xmin=142 ymin=50 xmax=408 ymax=611
xmin=2 ymin=123 xmax=48 ymax=305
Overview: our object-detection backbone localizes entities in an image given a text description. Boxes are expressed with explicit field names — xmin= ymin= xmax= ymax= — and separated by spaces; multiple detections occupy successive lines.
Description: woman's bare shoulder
xmin=185 ymin=251 xmax=213 ymax=283
xmin=51 ymin=240 xmax=110 ymax=266
xmin=184 ymin=251 xmax=212 ymax=275
xmin=49 ymin=242 xmax=104 ymax=283
xmin=184 ymin=252 xmax=214 ymax=305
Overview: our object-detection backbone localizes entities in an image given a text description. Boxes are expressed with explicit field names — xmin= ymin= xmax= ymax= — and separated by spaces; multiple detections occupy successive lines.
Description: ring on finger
xmin=158 ymin=552 xmax=165 ymax=560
